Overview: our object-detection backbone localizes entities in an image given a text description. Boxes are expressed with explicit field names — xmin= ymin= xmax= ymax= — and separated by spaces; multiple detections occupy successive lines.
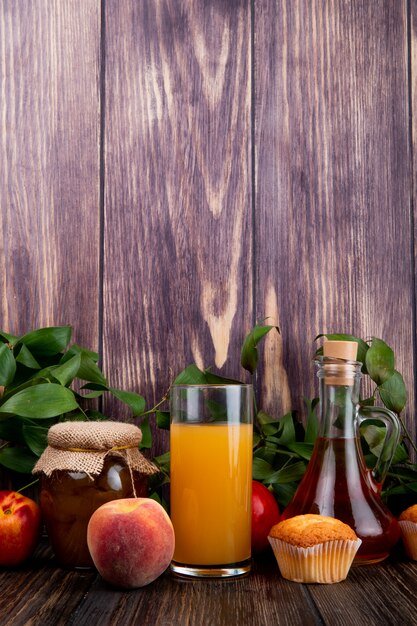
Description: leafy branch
xmin=151 ymin=328 xmax=417 ymax=514
xmin=0 ymin=326 xmax=149 ymax=473
xmin=2 ymin=324 xmax=416 ymax=517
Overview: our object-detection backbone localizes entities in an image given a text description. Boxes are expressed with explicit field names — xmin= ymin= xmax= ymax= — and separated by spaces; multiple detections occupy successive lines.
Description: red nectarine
xmin=0 ymin=490 xmax=41 ymax=566
xmin=87 ymin=498 xmax=175 ymax=588
xmin=251 ymin=481 xmax=280 ymax=554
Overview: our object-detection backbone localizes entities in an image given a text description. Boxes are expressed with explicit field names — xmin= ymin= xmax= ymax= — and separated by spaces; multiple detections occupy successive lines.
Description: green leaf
xmin=0 ymin=342 xmax=16 ymax=386
xmin=0 ymin=446 xmax=38 ymax=473
xmin=174 ymin=364 xmax=207 ymax=385
xmin=61 ymin=344 xmax=99 ymax=363
xmin=60 ymin=411 xmax=88 ymax=421
xmin=391 ymin=442 xmax=410 ymax=465
xmin=286 ymin=442 xmax=314 ymax=461
xmin=262 ymin=436 xmax=279 ymax=450
xmin=386 ymin=463 xmax=417 ymax=481
xmin=1 ymin=377 xmax=51 ymax=402
xmin=14 ymin=344 xmax=41 ymax=369
xmin=0 ymin=384 xmax=79 ymax=418
xmin=51 ymin=353 xmax=82 ymax=386
xmin=361 ymin=424 xmax=385 ymax=456
xmin=138 ymin=416 xmax=152 ymax=449
xmin=256 ymin=410 xmax=281 ymax=437
xmin=207 ymin=399 xmax=228 ymax=422
xmin=378 ymin=370 xmax=407 ymax=413
xmin=240 ymin=323 xmax=279 ymax=374
xmin=22 ymin=424 xmax=49 ymax=456
xmin=203 ymin=370 xmax=242 ymax=384
xmin=304 ymin=397 xmax=319 ymax=443
xmin=76 ymin=389 xmax=104 ymax=399
xmin=60 ymin=350 xmax=105 ymax=385
xmin=275 ymin=412 xmax=296 ymax=445
xmin=77 ymin=353 xmax=107 ymax=385
xmin=263 ymin=441 xmax=301 ymax=460
xmin=360 ymin=396 xmax=375 ymax=407
xmin=153 ymin=451 xmax=170 ymax=473
xmin=0 ymin=331 xmax=19 ymax=345
xmin=156 ymin=411 xmax=170 ymax=430
xmin=384 ymin=482 xmax=417 ymax=496
xmin=0 ymin=417 xmax=25 ymax=444
xmin=271 ymin=482 xmax=298 ymax=508
xmin=110 ymin=388 xmax=146 ymax=416
xmin=361 ymin=423 xmax=408 ymax=465
xmin=365 ymin=338 xmax=395 ymax=385
xmin=81 ymin=382 xmax=108 ymax=391
xmin=30 ymin=366 xmax=58 ymax=383
xmin=265 ymin=461 xmax=306 ymax=484
xmin=315 ymin=334 xmax=369 ymax=372
xmin=253 ymin=446 xmax=277 ymax=464
xmin=252 ymin=457 xmax=274 ymax=481
xmin=84 ymin=409 xmax=108 ymax=421
xmin=16 ymin=326 xmax=72 ymax=356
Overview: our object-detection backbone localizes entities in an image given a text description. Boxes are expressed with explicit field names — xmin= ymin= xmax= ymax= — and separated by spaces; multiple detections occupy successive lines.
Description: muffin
xmin=268 ymin=514 xmax=361 ymax=583
xmin=399 ymin=504 xmax=417 ymax=560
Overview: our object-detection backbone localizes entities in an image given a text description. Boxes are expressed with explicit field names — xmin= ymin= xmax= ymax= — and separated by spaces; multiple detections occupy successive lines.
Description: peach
xmin=87 ymin=498 xmax=175 ymax=588
xmin=0 ymin=490 xmax=41 ymax=566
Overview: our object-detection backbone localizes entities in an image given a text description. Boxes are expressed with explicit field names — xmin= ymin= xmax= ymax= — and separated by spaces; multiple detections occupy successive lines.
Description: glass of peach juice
xmin=169 ymin=384 xmax=253 ymax=578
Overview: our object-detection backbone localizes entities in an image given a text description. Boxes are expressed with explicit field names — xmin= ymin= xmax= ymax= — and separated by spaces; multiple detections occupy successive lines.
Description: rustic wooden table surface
xmin=2 ymin=540 xmax=416 ymax=626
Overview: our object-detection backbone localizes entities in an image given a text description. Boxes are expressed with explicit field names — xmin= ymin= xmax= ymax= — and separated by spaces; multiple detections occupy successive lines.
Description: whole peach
xmin=87 ymin=498 xmax=175 ymax=588
xmin=0 ymin=490 xmax=41 ymax=566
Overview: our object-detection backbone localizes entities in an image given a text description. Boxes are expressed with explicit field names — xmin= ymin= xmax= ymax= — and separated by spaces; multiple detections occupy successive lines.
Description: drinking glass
xmin=170 ymin=384 xmax=253 ymax=578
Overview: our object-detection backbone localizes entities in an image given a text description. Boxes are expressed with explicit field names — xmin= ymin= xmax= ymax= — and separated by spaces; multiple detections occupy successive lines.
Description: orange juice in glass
xmin=170 ymin=384 xmax=253 ymax=578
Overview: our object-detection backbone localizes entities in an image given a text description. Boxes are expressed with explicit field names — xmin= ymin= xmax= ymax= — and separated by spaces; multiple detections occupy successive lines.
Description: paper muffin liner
xmin=268 ymin=537 xmax=362 ymax=584
xmin=399 ymin=521 xmax=417 ymax=560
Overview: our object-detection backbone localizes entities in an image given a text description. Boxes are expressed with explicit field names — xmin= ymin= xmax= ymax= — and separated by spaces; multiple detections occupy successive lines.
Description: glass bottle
xmin=281 ymin=340 xmax=401 ymax=564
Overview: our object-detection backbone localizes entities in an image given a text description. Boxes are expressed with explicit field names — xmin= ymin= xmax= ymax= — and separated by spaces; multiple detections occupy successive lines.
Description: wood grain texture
xmin=1 ymin=543 xmax=96 ymax=626
xmin=411 ymin=0 xmax=417 ymax=444
xmin=0 ymin=0 xmax=101 ymax=349
xmin=4 ymin=543 xmax=417 ymax=626
xmin=0 ymin=0 xmax=416 ymax=457
xmin=255 ymin=0 xmax=415 ymax=436
xmin=70 ymin=555 xmax=321 ymax=626
xmin=309 ymin=559 xmax=417 ymax=625
xmin=102 ymin=0 xmax=252 ymax=431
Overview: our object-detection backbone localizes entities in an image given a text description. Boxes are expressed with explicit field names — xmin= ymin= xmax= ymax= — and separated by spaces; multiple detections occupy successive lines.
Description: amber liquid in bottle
xmin=281 ymin=437 xmax=400 ymax=564
xmin=282 ymin=347 xmax=401 ymax=564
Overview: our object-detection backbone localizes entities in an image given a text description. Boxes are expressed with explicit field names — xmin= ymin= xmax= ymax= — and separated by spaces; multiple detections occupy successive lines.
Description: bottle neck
xmin=316 ymin=358 xmax=362 ymax=439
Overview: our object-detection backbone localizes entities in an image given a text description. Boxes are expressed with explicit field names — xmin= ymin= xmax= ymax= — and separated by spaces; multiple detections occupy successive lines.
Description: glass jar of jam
xmin=34 ymin=421 xmax=158 ymax=569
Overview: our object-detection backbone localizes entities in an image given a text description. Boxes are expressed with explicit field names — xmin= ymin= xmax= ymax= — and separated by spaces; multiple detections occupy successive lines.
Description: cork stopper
xmin=322 ymin=340 xmax=358 ymax=386
xmin=323 ymin=341 xmax=358 ymax=361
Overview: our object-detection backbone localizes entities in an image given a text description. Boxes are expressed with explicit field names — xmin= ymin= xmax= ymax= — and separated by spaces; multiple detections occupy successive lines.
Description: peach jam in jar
xmin=34 ymin=421 xmax=158 ymax=568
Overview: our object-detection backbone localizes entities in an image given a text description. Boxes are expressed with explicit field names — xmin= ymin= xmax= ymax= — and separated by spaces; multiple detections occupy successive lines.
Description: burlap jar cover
xmin=33 ymin=420 xmax=158 ymax=495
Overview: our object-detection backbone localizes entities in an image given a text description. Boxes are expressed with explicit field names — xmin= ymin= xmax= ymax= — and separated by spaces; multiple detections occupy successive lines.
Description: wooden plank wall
xmin=0 ymin=0 xmax=415 ymax=454
xmin=102 ymin=0 xmax=252 ymax=422
xmin=0 ymin=0 xmax=101 ymax=350
xmin=256 ymin=0 xmax=414 ymax=429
